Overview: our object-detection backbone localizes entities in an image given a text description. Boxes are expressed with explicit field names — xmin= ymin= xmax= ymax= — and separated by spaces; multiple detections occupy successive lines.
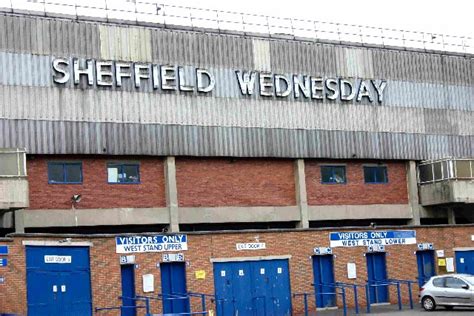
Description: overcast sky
xmin=159 ymin=0 xmax=472 ymax=37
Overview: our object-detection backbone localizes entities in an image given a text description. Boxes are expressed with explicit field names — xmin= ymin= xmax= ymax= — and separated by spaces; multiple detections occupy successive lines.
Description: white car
xmin=420 ymin=274 xmax=474 ymax=311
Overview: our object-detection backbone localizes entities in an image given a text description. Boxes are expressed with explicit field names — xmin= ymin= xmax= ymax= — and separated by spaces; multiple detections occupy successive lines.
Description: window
xmin=364 ymin=166 xmax=388 ymax=184
xmin=107 ymin=163 xmax=140 ymax=184
xmin=321 ymin=166 xmax=346 ymax=184
xmin=445 ymin=277 xmax=468 ymax=289
xmin=48 ymin=162 xmax=82 ymax=184
xmin=432 ymin=278 xmax=444 ymax=287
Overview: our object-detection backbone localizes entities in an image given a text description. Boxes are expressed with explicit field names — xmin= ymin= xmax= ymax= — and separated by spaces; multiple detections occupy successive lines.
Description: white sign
xmin=347 ymin=263 xmax=357 ymax=279
xmin=330 ymin=230 xmax=416 ymax=247
xmin=120 ymin=255 xmax=136 ymax=265
xmin=446 ymin=257 xmax=455 ymax=272
xmin=116 ymin=235 xmax=188 ymax=254
xmin=436 ymin=250 xmax=445 ymax=258
xmin=236 ymin=243 xmax=266 ymax=251
xmin=143 ymin=274 xmax=154 ymax=293
xmin=44 ymin=255 xmax=72 ymax=264
xmin=314 ymin=247 xmax=332 ymax=255
xmin=162 ymin=253 xmax=185 ymax=262
xmin=471 ymin=235 xmax=474 ymax=241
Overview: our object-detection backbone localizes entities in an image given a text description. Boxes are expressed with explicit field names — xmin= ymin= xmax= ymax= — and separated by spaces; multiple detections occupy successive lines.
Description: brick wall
xmin=1 ymin=225 xmax=473 ymax=315
xmin=176 ymin=157 xmax=296 ymax=207
xmin=27 ymin=155 xmax=167 ymax=209
xmin=305 ymin=160 xmax=408 ymax=205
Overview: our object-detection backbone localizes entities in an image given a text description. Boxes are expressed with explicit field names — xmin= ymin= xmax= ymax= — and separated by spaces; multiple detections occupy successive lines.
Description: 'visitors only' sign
xmin=115 ymin=235 xmax=188 ymax=253
xmin=329 ymin=230 xmax=416 ymax=247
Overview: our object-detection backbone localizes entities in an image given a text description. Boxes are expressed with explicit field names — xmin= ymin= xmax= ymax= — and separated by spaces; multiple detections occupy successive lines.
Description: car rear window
xmin=432 ymin=278 xmax=444 ymax=287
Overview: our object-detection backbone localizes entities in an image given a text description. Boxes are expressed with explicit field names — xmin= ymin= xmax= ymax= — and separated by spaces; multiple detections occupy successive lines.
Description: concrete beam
xmin=165 ymin=156 xmax=179 ymax=232
xmin=21 ymin=208 xmax=170 ymax=228
xmin=294 ymin=159 xmax=309 ymax=228
xmin=0 ymin=211 xmax=13 ymax=229
xmin=0 ymin=178 xmax=29 ymax=209
xmin=447 ymin=207 xmax=456 ymax=224
xmin=179 ymin=206 xmax=300 ymax=224
xmin=308 ymin=204 xmax=412 ymax=221
xmin=407 ymin=161 xmax=421 ymax=225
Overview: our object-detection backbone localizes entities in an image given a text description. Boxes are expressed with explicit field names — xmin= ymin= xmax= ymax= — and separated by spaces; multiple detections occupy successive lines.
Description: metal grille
xmin=0 ymin=0 xmax=471 ymax=54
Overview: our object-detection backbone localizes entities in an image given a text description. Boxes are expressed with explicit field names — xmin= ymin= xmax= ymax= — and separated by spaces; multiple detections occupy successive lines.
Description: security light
xmin=71 ymin=194 xmax=82 ymax=203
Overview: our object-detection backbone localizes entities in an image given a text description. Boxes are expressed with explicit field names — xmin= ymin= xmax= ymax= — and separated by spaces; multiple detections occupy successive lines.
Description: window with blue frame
xmin=364 ymin=166 xmax=388 ymax=184
xmin=48 ymin=162 xmax=82 ymax=184
xmin=321 ymin=165 xmax=346 ymax=184
xmin=107 ymin=163 xmax=140 ymax=184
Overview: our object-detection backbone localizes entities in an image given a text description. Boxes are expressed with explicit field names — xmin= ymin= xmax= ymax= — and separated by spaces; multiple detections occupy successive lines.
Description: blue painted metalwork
xmin=160 ymin=262 xmax=190 ymax=314
xmin=213 ymin=259 xmax=292 ymax=316
xmin=121 ymin=265 xmax=136 ymax=316
xmin=0 ymin=245 xmax=8 ymax=255
xmin=312 ymin=255 xmax=336 ymax=308
xmin=26 ymin=246 xmax=92 ymax=316
xmin=366 ymin=252 xmax=388 ymax=304
xmin=455 ymin=250 xmax=474 ymax=274
xmin=416 ymin=250 xmax=435 ymax=287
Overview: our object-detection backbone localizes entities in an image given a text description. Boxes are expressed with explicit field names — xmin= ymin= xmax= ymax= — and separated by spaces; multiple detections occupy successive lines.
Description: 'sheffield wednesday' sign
xmin=52 ymin=58 xmax=387 ymax=103
xmin=116 ymin=235 xmax=188 ymax=254
xmin=330 ymin=230 xmax=416 ymax=247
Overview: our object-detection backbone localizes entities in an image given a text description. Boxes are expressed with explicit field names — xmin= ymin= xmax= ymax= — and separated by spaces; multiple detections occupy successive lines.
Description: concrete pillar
xmin=165 ymin=156 xmax=180 ymax=232
xmin=447 ymin=207 xmax=456 ymax=225
xmin=14 ymin=209 xmax=25 ymax=233
xmin=407 ymin=161 xmax=422 ymax=225
xmin=295 ymin=159 xmax=309 ymax=229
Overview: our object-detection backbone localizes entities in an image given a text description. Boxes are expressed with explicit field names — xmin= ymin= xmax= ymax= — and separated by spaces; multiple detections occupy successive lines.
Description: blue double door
xmin=160 ymin=262 xmax=190 ymax=314
xmin=121 ymin=264 xmax=136 ymax=316
xmin=455 ymin=250 xmax=474 ymax=274
xmin=214 ymin=259 xmax=292 ymax=316
xmin=416 ymin=250 xmax=435 ymax=287
xmin=312 ymin=255 xmax=336 ymax=308
xmin=366 ymin=252 xmax=388 ymax=304
xmin=26 ymin=246 xmax=92 ymax=316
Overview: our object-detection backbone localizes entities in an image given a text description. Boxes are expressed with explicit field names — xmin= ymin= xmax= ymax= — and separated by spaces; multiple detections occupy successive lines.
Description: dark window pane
xmin=333 ymin=166 xmax=346 ymax=183
xmin=432 ymin=278 xmax=444 ymax=287
xmin=433 ymin=162 xmax=442 ymax=180
xmin=65 ymin=164 xmax=82 ymax=183
xmin=364 ymin=167 xmax=375 ymax=183
xmin=123 ymin=165 xmax=139 ymax=183
xmin=376 ymin=167 xmax=388 ymax=183
xmin=419 ymin=164 xmax=433 ymax=182
xmin=321 ymin=166 xmax=333 ymax=183
xmin=48 ymin=164 xmax=64 ymax=183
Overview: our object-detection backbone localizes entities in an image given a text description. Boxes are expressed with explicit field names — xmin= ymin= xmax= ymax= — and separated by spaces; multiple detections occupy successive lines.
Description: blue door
xmin=312 ymin=255 xmax=336 ymax=308
xmin=455 ymin=250 xmax=474 ymax=274
xmin=26 ymin=246 xmax=92 ymax=316
xmin=213 ymin=259 xmax=292 ymax=316
xmin=366 ymin=252 xmax=388 ymax=304
xmin=416 ymin=250 xmax=435 ymax=287
xmin=121 ymin=265 xmax=136 ymax=316
xmin=160 ymin=262 xmax=190 ymax=314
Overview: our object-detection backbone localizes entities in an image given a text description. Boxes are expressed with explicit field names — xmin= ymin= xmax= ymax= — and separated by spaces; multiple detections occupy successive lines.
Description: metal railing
xmin=365 ymin=279 xmax=415 ymax=313
xmin=418 ymin=158 xmax=474 ymax=184
xmin=294 ymin=283 xmax=348 ymax=316
xmin=0 ymin=0 xmax=472 ymax=54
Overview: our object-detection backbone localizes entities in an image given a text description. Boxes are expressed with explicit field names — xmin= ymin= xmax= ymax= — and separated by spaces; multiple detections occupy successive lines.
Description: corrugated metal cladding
xmin=0 ymin=13 xmax=472 ymax=160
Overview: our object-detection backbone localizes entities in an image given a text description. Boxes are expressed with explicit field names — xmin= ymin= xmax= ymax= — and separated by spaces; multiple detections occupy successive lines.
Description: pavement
xmin=299 ymin=304 xmax=474 ymax=315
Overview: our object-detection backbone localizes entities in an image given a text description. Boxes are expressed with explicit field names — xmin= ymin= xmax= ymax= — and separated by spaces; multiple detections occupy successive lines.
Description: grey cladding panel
xmin=1 ymin=119 xmax=472 ymax=159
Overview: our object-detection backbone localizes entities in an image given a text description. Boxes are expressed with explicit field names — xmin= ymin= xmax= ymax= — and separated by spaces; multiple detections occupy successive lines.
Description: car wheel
xmin=422 ymin=296 xmax=436 ymax=311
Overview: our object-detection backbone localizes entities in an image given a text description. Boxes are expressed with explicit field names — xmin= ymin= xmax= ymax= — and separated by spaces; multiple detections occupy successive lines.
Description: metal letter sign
xmin=329 ymin=230 xmax=416 ymax=248
xmin=162 ymin=253 xmax=185 ymax=262
xmin=115 ymin=235 xmax=188 ymax=254
xmin=0 ymin=246 xmax=8 ymax=255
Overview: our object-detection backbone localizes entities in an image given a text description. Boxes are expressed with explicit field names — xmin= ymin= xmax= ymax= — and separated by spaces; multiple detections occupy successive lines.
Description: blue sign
xmin=0 ymin=246 xmax=8 ymax=255
xmin=115 ymin=235 xmax=188 ymax=254
xmin=329 ymin=230 xmax=416 ymax=247
xmin=0 ymin=258 xmax=7 ymax=267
